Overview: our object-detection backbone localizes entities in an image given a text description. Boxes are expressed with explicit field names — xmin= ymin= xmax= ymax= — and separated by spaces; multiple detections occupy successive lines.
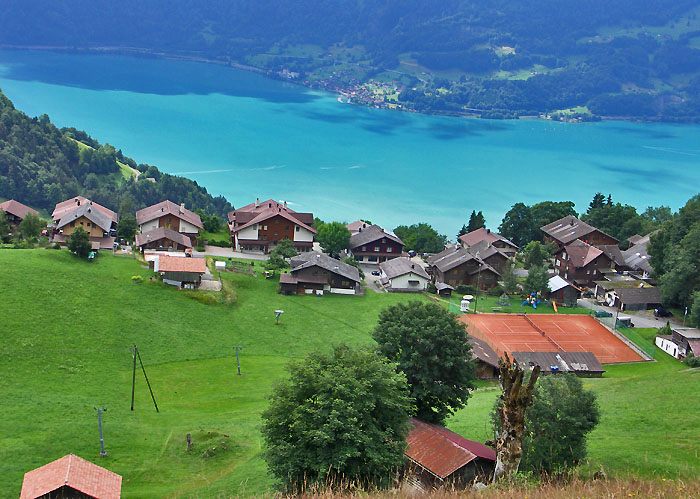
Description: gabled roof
xmin=349 ymin=225 xmax=403 ymax=249
xmin=289 ymin=251 xmax=360 ymax=282
xmin=548 ymin=275 xmax=580 ymax=293
xmin=52 ymin=197 xmax=117 ymax=224
xmin=466 ymin=239 xmax=510 ymax=261
xmin=135 ymin=227 xmax=193 ymax=248
xmin=135 ymin=200 xmax=203 ymax=229
xmin=626 ymin=234 xmax=644 ymax=245
xmin=428 ymin=245 xmax=500 ymax=276
xmin=0 ymin=199 xmax=38 ymax=219
xmin=621 ymin=238 xmax=654 ymax=274
xmin=155 ymin=255 xmax=206 ymax=273
xmin=541 ymin=215 xmax=618 ymax=245
xmin=511 ymin=351 xmax=605 ymax=374
xmin=228 ymin=198 xmax=314 ymax=227
xmin=563 ymin=241 xmax=606 ymax=268
xmin=234 ymin=207 xmax=317 ymax=235
xmin=672 ymin=327 xmax=700 ymax=340
xmin=20 ymin=454 xmax=122 ymax=499
xmin=615 ymin=286 xmax=661 ymax=305
xmin=379 ymin=257 xmax=430 ymax=280
xmin=346 ymin=220 xmax=370 ymax=234
xmin=459 ymin=227 xmax=518 ymax=249
xmin=406 ymin=418 xmax=495 ymax=480
xmin=56 ymin=203 xmax=113 ymax=232
xmin=469 ymin=335 xmax=500 ymax=368
xmin=596 ymin=245 xmax=626 ymax=268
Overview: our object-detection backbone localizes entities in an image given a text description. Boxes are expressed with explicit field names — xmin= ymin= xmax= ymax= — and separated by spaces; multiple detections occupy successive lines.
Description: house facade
xmin=379 ymin=257 xmax=430 ymax=292
xmin=655 ymin=327 xmax=700 ymax=360
xmin=348 ymin=225 xmax=404 ymax=264
xmin=135 ymin=227 xmax=193 ymax=252
xmin=541 ymin=215 xmax=618 ymax=250
xmin=428 ymin=246 xmax=500 ymax=289
xmin=52 ymin=196 xmax=117 ymax=229
xmin=459 ymin=227 xmax=518 ymax=256
xmin=154 ymin=255 xmax=206 ymax=287
xmin=553 ymin=241 xmax=612 ymax=287
xmin=464 ymin=239 xmax=510 ymax=274
xmin=228 ymin=198 xmax=315 ymax=254
xmin=0 ymin=199 xmax=38 ymax=228
xmin=280 ymin=251 xmax=361 ymax=295
xmin=136 ymin=200 xmax=203 ymax=243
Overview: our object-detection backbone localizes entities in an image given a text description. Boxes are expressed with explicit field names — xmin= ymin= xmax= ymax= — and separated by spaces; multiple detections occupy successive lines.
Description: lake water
xmin=1 ymin=49 xmax=699 ymax=235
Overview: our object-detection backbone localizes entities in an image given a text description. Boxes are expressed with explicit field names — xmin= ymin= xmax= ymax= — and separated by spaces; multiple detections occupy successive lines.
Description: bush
xmin=131 ymin=275 xmax=144 ymax=283
xmin=455 ymin=284 xmax=477 ymax=295
xmin=52 ymin=243 xmax=62 ymax=250
xmin=207 ymin=240 xmax=232 ymax=248
xmin=488 ymin=284 xmax=505 ymax=296
xmin=685 ymin=353 xmax=700 ymax=367
xmin=426 ymin=282 xmax=437 ymax=294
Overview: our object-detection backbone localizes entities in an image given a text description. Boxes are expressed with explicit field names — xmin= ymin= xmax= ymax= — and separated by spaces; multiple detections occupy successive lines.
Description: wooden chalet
xmin=0 ymin=199 xmax=38 ymax=229
xmin=379 ymin=257 xmax=430 ymax=292
xmin=546 ymin=275 xmax=581 ymax=305
xmin=458 ymin=227 xmax=518 ymax=256
xmin=136 ymin=200 xmax=203 ymax=244
xmin=227 ymin=198 xmax=316 ymax=254
xmin=53 ymin=201 xmax=116 ymax=250
xmin=553 ymin=240 xmax=612 ymax=287
xmin=52 ymin=196 xmax=117 ymax=229
xmin=154 ymin=255 xmax=207 ymax=287
xmin=541 ymin=215 xmax=618 ymax=250
xmin=463 ymin=239 xmax=510 ymax=274
xmin=348 ymin=224 xmax=404 ymax=264
xmin=428 ymin=245 xmax=500 ymax=290
xmin=469 ymin=335 xmax=499 ymax=379
xmin=656 ymin=327 xmax=700 ymax=360
xmin=135 ymin=227 xmax=193 ymax=252
xmin=279 ymin=251 xmax=361 ymax=295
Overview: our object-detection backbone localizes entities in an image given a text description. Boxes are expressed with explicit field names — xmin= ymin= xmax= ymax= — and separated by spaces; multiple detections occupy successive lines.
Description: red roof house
xmin=20 ymin=454 xmax=122 ymax=499
xmin=0 ymin=199 xmax=39 ymax=227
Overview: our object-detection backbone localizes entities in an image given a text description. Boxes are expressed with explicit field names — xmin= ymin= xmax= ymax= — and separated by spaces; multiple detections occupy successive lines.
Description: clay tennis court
xmin=460 ymin=314 xmax=644 ymax=364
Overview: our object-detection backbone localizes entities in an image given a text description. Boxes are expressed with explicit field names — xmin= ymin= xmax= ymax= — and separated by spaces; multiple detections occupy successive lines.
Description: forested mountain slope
xmin=3 ymin=1 xmax=700 ymax=119
xmin=0 ymin=90 xmax=232 ymax=216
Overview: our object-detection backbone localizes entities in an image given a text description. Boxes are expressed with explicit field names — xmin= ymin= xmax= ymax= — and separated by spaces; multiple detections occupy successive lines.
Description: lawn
xmin=441 ymin=293 xmax=591 ymax=315
xmin=0 ymin=249 xmax=429 ymax=498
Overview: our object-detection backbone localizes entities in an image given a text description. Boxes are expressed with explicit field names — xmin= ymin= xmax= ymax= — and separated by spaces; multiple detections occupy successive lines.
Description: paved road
xmin=578 ymin=298 xmax=681 ymax=329
xmin=201 ymin=246 xmax=269 ymax=260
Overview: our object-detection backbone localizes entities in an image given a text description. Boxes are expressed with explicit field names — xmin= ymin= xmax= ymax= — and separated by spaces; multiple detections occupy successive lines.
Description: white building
xmin=379 ymin=257 xmax=430 ymax=292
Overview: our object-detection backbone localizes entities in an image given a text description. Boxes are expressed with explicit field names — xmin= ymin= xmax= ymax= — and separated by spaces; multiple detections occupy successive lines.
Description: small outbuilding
xmin=511 ymin=351 xmax=605 ymax=377
xmin=546 ymin=275 xmax=581 ymax=305
xmin=469 ymin=335 xmax=499 ymax=379
xmin=656 ymin=327 xmax=700 ymax=360
xmin=154 ymin=255 xmax=207 ymax=287
xmin=379 ymin=257 xmax=430 ymax=292
xmin=20 ymin=454 xmax=122 ymax=499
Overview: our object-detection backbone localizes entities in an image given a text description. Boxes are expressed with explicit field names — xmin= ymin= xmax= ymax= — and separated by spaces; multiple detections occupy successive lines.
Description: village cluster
xmin=4 ymin=195 xmax=699 ymax=498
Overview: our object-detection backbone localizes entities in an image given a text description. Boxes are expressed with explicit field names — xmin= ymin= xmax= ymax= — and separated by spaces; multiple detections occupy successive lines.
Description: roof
xmin=435 ymin=282 xmax=454 ymax=291
xmin=615 ymin=286 xmax=661 ymax=305
xmin=135 ymin=227 xmax=193 ymax=248
xmin=688 ymin=339 xmax=700 ymax=355
xmin=0 ymin=199 xmax=38 ymax=219
xmin=349 ymin=225 xmax=403 ymax=249
xmin=346 ymin=220 xmax=370 ymax=234
xmin=428 ymin=245 xmax=477 ymax=272
xmin=380 ymin=257 xmax=430 ymax=280
xmin=672 ymin=327 xmax=700 ymax=340
xmin=548 ymin=275 xmax=579 ymax=293
xmin=511 ymin=351 xmax=605 ymax=374
xmin=627 ymin=234 xmax=644 ymax=245
xmin=155 ymin=255 xmax=207 ymax=274
xmin=56 ymin=203 xmax=113 ymax=232
xmin=541 ymin=215 xmax=618 ymax=245
xmin=52 ymin=197 xmax=117 ymax=223
xmin=290 ymin=251 xmax=361 ymax=282
xmin=596 ymin=245 xmax=626 ymax=267
xmin=135 ymin=200 xmax=203 ymax=229
xmin=621 ymin=240 xmax=654 ymax=274
xmin=459 ymin=227 xmax=518 ymax=249
xmin=466 ymin=239 xmax=510 ymax=261
xmin=406 ymin=418 xmax=495 ymax=480
xmin=563 ymin=241 xmax=606 ymax=268
xmin=228 ymin=199 xmax=314 ymax=230
xmin=469 ymin=335 xmax=500 ymax=368
xmin=20 ymin=454 xmax=122 ymax=499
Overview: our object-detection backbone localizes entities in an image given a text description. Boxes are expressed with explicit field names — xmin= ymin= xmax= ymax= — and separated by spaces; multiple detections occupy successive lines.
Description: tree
xmin=20 ymin=212 xmax=43 ymax=241
xmin=68 ymin=226 xmax=92 ymax=258
xmin=501 ymin=259 xmax=519 ymax=295
xmin=316 ymin=221 xmax=351 ymax=256
xmin=117 ymin=215 xmax=137 ymax=242
xmin=273 ymin=239 xmax=298 ymax=258
xmin=204 ymin=213 xmax=222 ymax=233
xmin=264 ymin=252 xmax=288 ymax=272
xmin=690 ymin=291 xmax=700 ymax=327
xmin=499 ymin=203 xmax=535 ymax=248
xmin=518 ymin=374 xmax=600 ymax=474
xmin=0 ymin=210 xmax=11 ymax=243
xmin=393 ymin=223 xmax=447 ymax=254
xmin=523 ymin=241 xmax=547 ymax=269
xmin=588 ymin=192 xmax=606 ymax=213
xmin=467 ymin=210 xmax=486 ymax=232
xmin=523 ymin=265 xmax=550 ymax=297
xmin=260 ymin=344 xmax=412 ymax=492
xmin=457 ymin=224 xmax=468 ymax=239
xmin=372 ymin=302 xmax=476 ymax=424
xmin=343 ymin=256 xmax=364 ymax=279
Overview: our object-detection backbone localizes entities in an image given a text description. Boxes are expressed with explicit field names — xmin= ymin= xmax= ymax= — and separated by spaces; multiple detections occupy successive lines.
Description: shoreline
xmin=0 ymin=44 xmax=696 ymax=124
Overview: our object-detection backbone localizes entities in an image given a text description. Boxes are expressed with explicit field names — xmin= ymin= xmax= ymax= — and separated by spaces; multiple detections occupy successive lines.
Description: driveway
xmin=202 ymin=246 xmax=268 ymax=260
xmin=577 ymin=298 xmax=682 ymax=329
xmin=361 ymin=264 xmax=386 ymax=293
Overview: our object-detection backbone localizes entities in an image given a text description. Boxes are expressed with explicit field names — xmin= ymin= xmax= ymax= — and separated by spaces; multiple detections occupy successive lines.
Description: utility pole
xmin=474 ymin=251 xmax=482 ymax=314
xmin=94 ymin=407 xmax=107 ymax=457
xmin=130 ymin=345 xmax=137 ymax=411
xmin=684 ymin=306 xmax=688 ymax=326
xmin=233 ymin=346 xmax=242 ymax=375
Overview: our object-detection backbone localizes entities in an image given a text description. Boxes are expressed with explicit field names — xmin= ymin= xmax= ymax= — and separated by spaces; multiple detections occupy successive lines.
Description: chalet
xmin=459 ymin=227 xmax=518 ymax=256
xmin=279 ymin=251 xmax=361 ymax=295
xmin=553 ymin=240 xmax=612 ymax=287
xmin=511 ymin=351 xmax=605 ymax=376
xmin=593 ymin=276 xmax=659 ymax=311
xmin=469 ymin=335 xmax=499 ymax=379
xmin=655 ymin=327 xmax=700 ymax=360
xmin=135 ymin=227 xmax=193 ymax=252
xmin=227 ymin=198 xmax=315 ymax=254
xmin=0 ymin=199 xmax=38 ymax=229
xmin=464 ymin=239 xmax=510 ymax=274
xmin=546 ymin=275 xmax=581 ymax=305
xmin=621 ymin=233 xmax=654 ymax=275
xmin=404 ymin=418 xmax=495 ymax=492
xmin=20 ymin=454 xmax=122 ymax=499
xmin=136 ymin=200 xmax=203 ymax=244
xmin=541 ymin=215 xmax=618 ymax=249
xmin=53 ymin=202 xmax=115 ymax=250
xmin=348 ymin=225 xmax=404 ymax=264
xmin=346 ymin=220 xmax=370 ymax=234
xmin=379 ymin=257 xmax=430 ymax=292
xmin=154 ymin=255 xmax=207 ymax=287
xmin=428 ymin=246 xmax=500 ymax=290
xmin=52 ymin=196 xmax=117 ymax=229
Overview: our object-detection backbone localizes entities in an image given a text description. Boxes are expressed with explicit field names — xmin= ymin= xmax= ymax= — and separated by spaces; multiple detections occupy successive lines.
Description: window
xmin=295 ymin=226 xmax=300 ymax=232
xmin=374 ymin=246 xmax=380 ymax=252
xmin=586 ymin=270 xmax=590 ymax=275
xmin=563 ymin=252 xmax=567 ymax=259
xmin=87 ymin=222 xmax=91 ymax=227
xmin=555 ymin=259 xmax=561 ymax=266
xmin=382 ymin=238 xmax=386 ymax=243
xmin=70 ymin=222 xmax=75 ymax=227
xmin=274 ymin=232 xmax=278 ymax=236
xmin=263 ymin=225 xmax=268 ymax=231
xmin=285 ymin=225 xmax=289 ymax=230
xmin=593 ymin=269 xmax=597 ymax=275
xmin=368 ymin=256 xmax=378 ymax=262
xmin=262 ymin=235 xmax=267 ymax=240
xmin=387 ymin=247 xmax=393 ymax=253
xmin=362 ymin=246 xmax=367 ymax=251
xmin=274 ymin=219 xmax=279 ymax=224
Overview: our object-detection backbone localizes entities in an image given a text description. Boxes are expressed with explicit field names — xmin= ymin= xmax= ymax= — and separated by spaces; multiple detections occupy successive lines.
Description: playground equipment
xmin=521 ymin=293 xmax=540 ymax=309
xmin=460 ymin=295 xmax=473 ymax=313
xmin=497 ymin=293 xmax=511 ymax=307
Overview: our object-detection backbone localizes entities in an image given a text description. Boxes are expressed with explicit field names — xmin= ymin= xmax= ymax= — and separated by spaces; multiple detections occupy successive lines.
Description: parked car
xmin=654 ymin=307 xmax=672 ymax=318
xmin=371 ymin=270 xmax=380 ymax=276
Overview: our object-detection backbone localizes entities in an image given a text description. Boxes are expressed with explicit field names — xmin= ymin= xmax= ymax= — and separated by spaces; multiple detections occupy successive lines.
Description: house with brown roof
xmin=469 ymin=335 xmax=499 ymax=379
xmin=346 ymin=220 xmax=370 ymax=234
xmin=621 ymin=233 xmax=655 ymax=275
xmin=280 ymin=251 xmax=361 ymax=295
xmin=541 ymin=215 xmax=618 ymax=249
xmin=511 ymin=351 xmax=605 ymax=376
xmin=655 ymin=327 xmax=700 ymax=360
xmin=136 ymin=200 xmax=203 ymax=244
xmin=553 ymin=240 xmax=612 ymax=287
xmin=404 ymin=418 xmax=495 ymax=491
xmin=379 ymin=257 xmax=430 ymax=292
xmin=348 ymin=225 xmax=404 ymax=264
xmin=428 ymin=245 xmax=500 ymax=290
xmin=459 ymin=227 xmax=518 ymax=256
xmin=464 ymin=239 xmax=511 ymax=274
xmin=154 ymin=255 xmax=207 ymax=287
xmin=52 ymin=196 xmax=118 ymax=227
xmin=0 ymin=199 xmax=38 ymax=229
xmin=227 ymin=198 xmax=316 ymax=254
xmin=20 ymin=454 xmax=122 ymax=499
xmin=135 ymin=227 xmax=193 ymax=252
xmin=53 ymin=202 xmax=116 ymax=250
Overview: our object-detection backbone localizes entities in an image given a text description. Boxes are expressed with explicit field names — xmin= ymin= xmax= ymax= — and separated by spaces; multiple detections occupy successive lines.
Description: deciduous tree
xmin=68 ymin=226 xmax=92 ymax=258
xmin=317 ymin=221 xmax=351 ymax=256
xmin=20 ymin=212 xmax=43 ymax=241
xmin=523 ymin=265 xmax=550 ymax=297
xmin=117 ymin=215 xmax=137 ymax=242
xmin=393 ymin=223 xmax=446 ymax=254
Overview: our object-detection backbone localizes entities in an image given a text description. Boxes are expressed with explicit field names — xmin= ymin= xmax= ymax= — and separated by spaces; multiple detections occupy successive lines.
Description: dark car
xmin=371 ymin=270 xmax=380 ymax=276
xmin=654 ymin=307 xmax=672 ymax=318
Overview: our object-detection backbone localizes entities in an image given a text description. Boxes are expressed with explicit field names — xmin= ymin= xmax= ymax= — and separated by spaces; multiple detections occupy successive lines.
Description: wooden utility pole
xmin=492 ymin=356 xmax=540 ymax=483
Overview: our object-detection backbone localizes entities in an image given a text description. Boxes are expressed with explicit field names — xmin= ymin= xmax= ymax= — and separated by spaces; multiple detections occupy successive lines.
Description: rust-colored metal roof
xmin=135 ymin=200 xmax=203 ymax=228
xmin=405 ymin=418 xmax=495 ymax=480
xmin=0 ymin=199 xmax=38 ymax=219
xmin=20 ymin=454 xmax=122 ymax=499
xmin=155 ymin=255 xmax=207 ymax=273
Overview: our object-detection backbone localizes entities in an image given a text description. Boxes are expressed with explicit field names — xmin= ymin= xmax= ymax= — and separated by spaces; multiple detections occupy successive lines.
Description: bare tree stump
xmin=492 ymin=356 xmax=540 ymax=483
xmin=186 ymin=433 xmax=192 ymax=451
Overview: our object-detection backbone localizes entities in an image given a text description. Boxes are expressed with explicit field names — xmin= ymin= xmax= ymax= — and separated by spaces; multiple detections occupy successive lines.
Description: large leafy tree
xmin=20 ymin=212 xmax=43 ymax=241
xmin=372 ymin=302 xmax=475 ymax=424
xmin=499 ymin=203 xmax=535 ymax=248
xmin=68 ymin=226 xmax=92 ymax=257
xmin=523 ymin=265 xmax=550 ymax=297
xmin=117 ymin=215 xmax=137 ymax=242
xmin=316 ymin=221 xmax=351 ymax=256
xmin=393 ymin=223 xmax=446 ymax=254
xmin=261 ymin=344 xmax=412 ymax=492
xmin=523 ymin=241 xmax=548 ymax=269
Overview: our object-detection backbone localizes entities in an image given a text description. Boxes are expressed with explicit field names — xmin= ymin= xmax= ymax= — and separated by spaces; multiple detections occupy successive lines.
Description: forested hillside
xmin=3 ymin=1 xmax=700 ymax=120
xmin=0 ymin=90 xmax=232 ymax=216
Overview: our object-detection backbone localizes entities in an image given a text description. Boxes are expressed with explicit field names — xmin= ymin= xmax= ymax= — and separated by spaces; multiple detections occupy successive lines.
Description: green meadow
xmin=2 ymin=249 xmax=699 ymax=497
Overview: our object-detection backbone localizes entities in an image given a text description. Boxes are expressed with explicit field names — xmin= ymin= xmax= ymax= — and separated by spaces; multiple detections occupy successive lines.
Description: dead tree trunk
xmin=492 ymin=356 xmax=540 ymax=483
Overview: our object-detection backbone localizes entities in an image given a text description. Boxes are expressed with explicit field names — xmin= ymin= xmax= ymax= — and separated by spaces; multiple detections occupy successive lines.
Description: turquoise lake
xmin=1 ymin=49 xmax=699 ymax=235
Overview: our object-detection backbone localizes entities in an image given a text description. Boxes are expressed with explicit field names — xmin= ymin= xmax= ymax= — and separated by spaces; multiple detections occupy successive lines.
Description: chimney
xmin=180 ymin=202 xmax=185 ymax=212
xmin=87 ymin=208 xmax=91 ymax=213
xmin=411 ymin=264 xmax=415 ymax=269
xmin=283 ymin=201 xmax=287 ymax=209
xmin=316 ymin=254 xmax=321 ymax=260
xmin=76 ymin=199 xmax=81 ymax=206
xmin=486 ymin=229 xmax=491 ymax=234
xmin=358 ymin=227 xmax=362 ymax=232
xmin=570 ymin=219 xmax=575 ymax=226
xmin=255 ymin=198 xmax=260 ymax=208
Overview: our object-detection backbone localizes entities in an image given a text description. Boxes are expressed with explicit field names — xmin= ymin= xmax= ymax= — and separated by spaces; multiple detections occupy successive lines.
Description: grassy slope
xmin=0 ymin=250 xmax=426 ymax=498
xmin=67 ymin=136 xmax=139 ymax=180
